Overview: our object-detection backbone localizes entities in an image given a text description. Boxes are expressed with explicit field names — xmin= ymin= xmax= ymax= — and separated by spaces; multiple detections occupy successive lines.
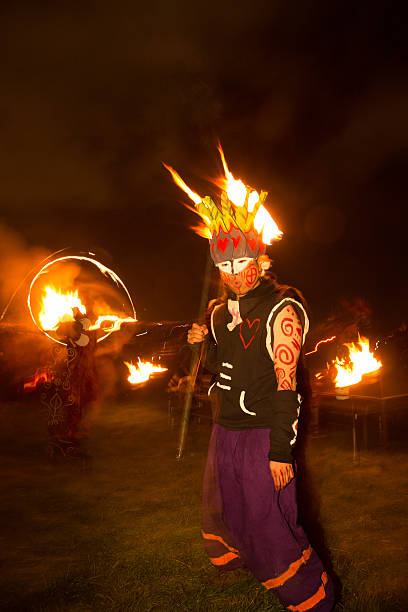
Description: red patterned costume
xmin=40 ymin=311 xmax=98 ymax=458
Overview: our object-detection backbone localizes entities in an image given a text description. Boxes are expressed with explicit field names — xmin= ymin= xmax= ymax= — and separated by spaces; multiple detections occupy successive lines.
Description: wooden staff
xmin=176 ymin=251 xmax=213 ymax=459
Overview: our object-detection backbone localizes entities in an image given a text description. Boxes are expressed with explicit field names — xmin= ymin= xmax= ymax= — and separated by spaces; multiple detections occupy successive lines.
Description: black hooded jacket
xmin=205 ymin=279 xmax=309 ymax=463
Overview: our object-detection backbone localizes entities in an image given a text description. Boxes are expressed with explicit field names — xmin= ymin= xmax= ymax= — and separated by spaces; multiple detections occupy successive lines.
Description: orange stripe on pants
xmin=201 ymin=529 xmax=239 ymax=554
xmin=210 ymin=551 xmax=240 ymax=566
xmin=262 ymin=546 xmax=312 ymax=589
xmin=288 ymin=572 xmax=328 ymax=611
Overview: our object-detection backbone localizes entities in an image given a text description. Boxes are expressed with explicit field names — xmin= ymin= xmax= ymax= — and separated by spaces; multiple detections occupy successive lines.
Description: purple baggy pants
xmin=202 ymin=424 xmax=334 ymax=611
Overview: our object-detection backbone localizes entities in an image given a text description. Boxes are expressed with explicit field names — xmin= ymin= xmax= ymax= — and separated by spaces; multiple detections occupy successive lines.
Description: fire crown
xmin=164 ymin=145 xmax=283 ymax=264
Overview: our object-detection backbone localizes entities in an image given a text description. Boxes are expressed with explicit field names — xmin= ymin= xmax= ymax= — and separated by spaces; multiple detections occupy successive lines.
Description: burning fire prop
xmin=317 ymin=335 xmax=382 ymax=389
xmin=38 ymin=286 xmax=137 ymax=333
xmin=124 ymin=359 xmax=168 ymax=385
xmin=334 ymin=336 xmax=382 ymax=388
xmin=217 ymin=144 xmax=283 ymax=244
xmin=39 ymin=287 xmax=86 ymax=330
xmin=163 ymin=144 xmax=283 ymax=245
xmin=28 ymin=255 xmax=137 ymax=344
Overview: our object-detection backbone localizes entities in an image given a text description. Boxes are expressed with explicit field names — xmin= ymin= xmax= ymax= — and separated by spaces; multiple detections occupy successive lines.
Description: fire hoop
xmin=27 ymin=254 xmax=136 ymax=345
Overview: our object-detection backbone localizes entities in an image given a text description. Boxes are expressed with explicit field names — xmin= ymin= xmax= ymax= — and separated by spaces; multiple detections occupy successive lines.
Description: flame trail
xmin=163 ymin=163 xmax=203 ymax=205
xmin=89 ymin=316 xmax=137 ymax=332
xmin=305 ymin=336 xmax=337 ymax=356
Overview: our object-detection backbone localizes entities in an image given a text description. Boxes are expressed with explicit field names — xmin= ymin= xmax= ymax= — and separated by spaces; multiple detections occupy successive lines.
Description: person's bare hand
xmin=269 ymin=461 xmax=294 ymax=491
xmin=187 ymin=323 xmax=208 ymax=344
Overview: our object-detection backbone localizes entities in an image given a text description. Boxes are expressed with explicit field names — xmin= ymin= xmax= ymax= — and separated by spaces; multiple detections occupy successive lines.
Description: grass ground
xmin=0 ymin=389 xmax=407 ymax=611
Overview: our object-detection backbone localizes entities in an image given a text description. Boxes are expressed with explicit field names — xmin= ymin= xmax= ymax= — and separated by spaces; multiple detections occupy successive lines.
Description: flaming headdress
xmin=164 ymin=145 xmax=282 ymax=264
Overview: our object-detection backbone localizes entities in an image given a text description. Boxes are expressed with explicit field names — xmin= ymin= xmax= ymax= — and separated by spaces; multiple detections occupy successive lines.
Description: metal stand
xmin=352 ymin=405 xmax=358 ymax=464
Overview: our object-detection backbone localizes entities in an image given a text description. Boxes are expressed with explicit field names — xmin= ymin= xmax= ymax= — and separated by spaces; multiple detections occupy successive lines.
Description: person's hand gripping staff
xmin=188 ymin=323 xmax=208 ymax=344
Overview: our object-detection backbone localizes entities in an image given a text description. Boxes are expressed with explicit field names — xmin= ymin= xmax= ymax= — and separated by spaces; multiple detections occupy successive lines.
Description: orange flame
xmin=218 ymin=144 xmax=282 ymax=242
xmin=39 ymin=286 xmax=136 ymax=333
xmin=124 ymin=359 xmax=168 ymax=385
xmin=23 ymin=367 xmax=54 ymax=392
xmin=253 ymin=204 xmax=283 ymax=244
xmin=39 ymin=286 xmax=86 ymax=330
xmin=190 ymin=224 xmax=212 ymax=239
xmin=218 ymin=143 xmax=247 ymax=207
xmin=247 ymin=190 xmax=260 ymax=212
xmin=164 ymin=146 xmax=283 ymax=244
xmin=163 ymin=163 xmax=202 ymax=205
xmin=333 ymin=335 xmax=382 ymax=388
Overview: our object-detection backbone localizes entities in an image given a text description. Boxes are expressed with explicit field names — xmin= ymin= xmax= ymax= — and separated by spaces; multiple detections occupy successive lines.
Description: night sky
xmin=1 ymin=1 xmax=407 ymax=331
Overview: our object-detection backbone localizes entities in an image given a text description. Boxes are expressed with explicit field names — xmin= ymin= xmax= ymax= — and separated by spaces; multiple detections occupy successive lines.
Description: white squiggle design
xmin=239 ymin=390 xmax=256 ymax=416
xmin=290 ymin=419 xmax=298 ymax=446
xmin=265 ymin=298 xmax=310 ymax=362
xmin=217 ymin=382 xmax=231 ymax=391
xmin=208 ymin=382 xmax=216 ymax=397
xmin=290 ymin=396 xmax=302 ymax=445
xmin=210 ymin=304 xmax=223 ymax=344
xmin=222 ymin=362 xmax=233 ymax=369
xmin=220 ymin=373 xmax=231 ymax=380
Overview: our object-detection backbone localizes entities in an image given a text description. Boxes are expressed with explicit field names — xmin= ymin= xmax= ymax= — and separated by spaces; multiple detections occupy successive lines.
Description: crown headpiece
xmin=164 ymin=145 xmax=282 ymax=265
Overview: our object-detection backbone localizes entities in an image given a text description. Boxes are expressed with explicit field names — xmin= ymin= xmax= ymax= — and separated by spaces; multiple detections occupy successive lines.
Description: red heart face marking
xmin=232 ymin=235 xmax=241 ymax=248
xmin=239 ymin=318 xmax=260 ymax=349
xmin=217 ymin=238 xmax=229 ymax=253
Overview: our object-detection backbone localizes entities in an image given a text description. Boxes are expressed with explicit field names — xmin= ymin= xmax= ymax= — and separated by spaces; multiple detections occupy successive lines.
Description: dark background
xmin=1 ymin=1 xmax=407 ymax=331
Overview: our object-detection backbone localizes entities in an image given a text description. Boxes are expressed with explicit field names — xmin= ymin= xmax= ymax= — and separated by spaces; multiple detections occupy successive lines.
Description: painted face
xmin=217 ymin=258 xmax=260 ymax=296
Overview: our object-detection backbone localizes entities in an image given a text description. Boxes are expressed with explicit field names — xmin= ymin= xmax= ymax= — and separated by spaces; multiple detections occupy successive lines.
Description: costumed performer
xmin=41 ymin=307 xmax=98 ymax=458
xmin=168 ymin=150 xmax=335 ymax=611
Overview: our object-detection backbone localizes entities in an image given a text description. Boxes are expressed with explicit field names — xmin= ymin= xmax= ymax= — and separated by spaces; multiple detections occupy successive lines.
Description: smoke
xmin=0 ymin=224 xmax=130 ymax=400
xmin=0 ymin=223 xmax=50 ymax=323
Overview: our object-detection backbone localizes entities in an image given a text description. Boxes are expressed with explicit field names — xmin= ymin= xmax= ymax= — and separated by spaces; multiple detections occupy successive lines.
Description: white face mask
xmin=217 ymin=257 xmax=254 ymax=275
